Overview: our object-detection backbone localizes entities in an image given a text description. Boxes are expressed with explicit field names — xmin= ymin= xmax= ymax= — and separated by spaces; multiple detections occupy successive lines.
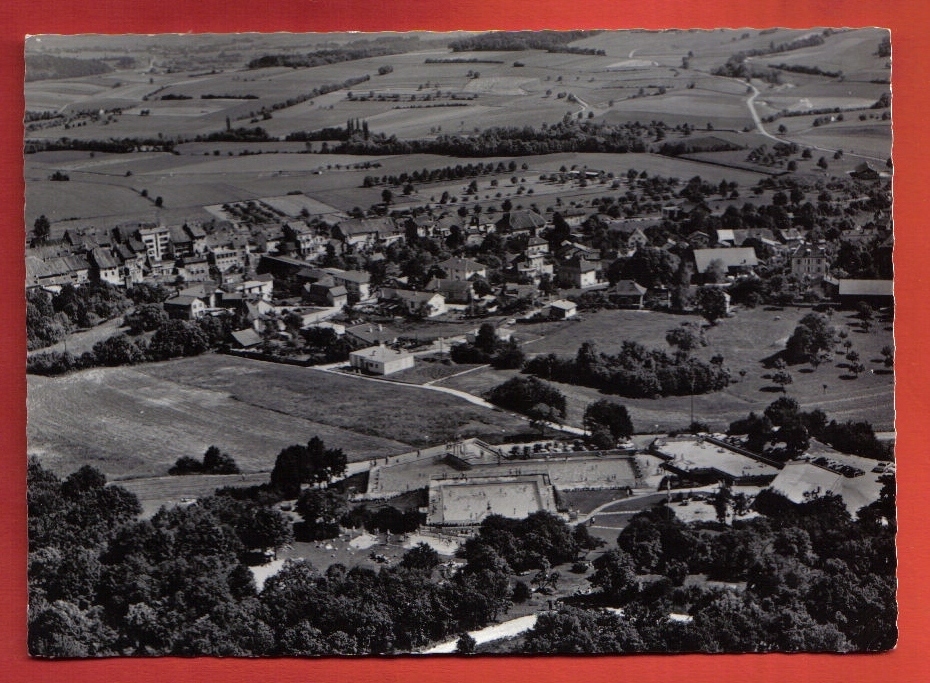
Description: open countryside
xmin=26 ymin=30 xmax=894 ymax=657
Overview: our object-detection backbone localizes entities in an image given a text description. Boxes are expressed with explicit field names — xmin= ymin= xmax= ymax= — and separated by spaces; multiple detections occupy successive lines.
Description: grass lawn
xmin=28 ymin=353 xmax=528 ymax=480
xmin=383 ymin=357 xmax=485 ymax=385
xmin=438 ymin=306 xmax=894 ymax=433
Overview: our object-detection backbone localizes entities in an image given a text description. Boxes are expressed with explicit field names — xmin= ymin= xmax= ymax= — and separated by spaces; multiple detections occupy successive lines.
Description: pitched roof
xmin=231 ymin=328 xmax=263 ymax=348
xmin=336 ymin=216 xmax=398 ymax=236
xmin=837 ymin=279 xmax=893 ymax=297
xmin=549 ymin=299 xmax=577 ymax=311
xmin=499 ymin=209 xmax=546 ymax=232
xmin=439 ymin=257 xmax=485 ymax=272
xmin=611 ymin=280 xmax=647 ymax=296
xmin=324 ymin=268 xmax=370 ymax=284
xmin=164 ymin=295 xmax=199 ymax=307
xmin=345 ymin=323 xmax=399 ymax=345
xmin=693 ymin=247 xmax=758 ymax=273
xmin=90 ymin=247 xmax=120 ymax=270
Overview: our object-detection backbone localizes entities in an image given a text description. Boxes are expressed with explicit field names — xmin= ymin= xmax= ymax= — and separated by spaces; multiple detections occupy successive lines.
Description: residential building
xmin=349 ymin=345 xmax=415 ymax=375
xmin=89 ymin=247 xmax=122 ymax=286
xmin=559 ymin=253 xmax=601 ymax=288
xmin=333 ymin=217 xmax=403 ymax=248
xmin=163 ymin=295 xmax=206 ymax=320
xmin=790 ymin=245 xmax=829 ymax=280
xmin=139 ymin=225 xmax=172 ymax=262
xmin=438 ymin=257 xmax=487 ymax=281
xmin=380 ymin=288 xmax=447 ymax=318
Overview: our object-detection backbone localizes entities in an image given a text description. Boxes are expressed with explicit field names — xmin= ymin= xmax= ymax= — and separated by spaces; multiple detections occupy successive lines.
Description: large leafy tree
xmin=695 ymin=286 xmax=728 ymax=325
xmin=583 ymin=400 xmax=634 ymax=442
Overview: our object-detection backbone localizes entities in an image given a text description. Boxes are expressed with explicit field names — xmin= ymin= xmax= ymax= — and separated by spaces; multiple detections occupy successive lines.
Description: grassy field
xmin=438 ymin=307 xmax=895 ymax=433
xmin=27 ymin=353 xmax=527 ymax=481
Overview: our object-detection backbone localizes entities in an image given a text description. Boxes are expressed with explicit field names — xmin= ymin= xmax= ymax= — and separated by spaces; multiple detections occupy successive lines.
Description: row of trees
xmin=332 ymin=120 xmax=651 ymax=158
xmin=170 ymin=446 xmax=240 ymax=475
xmin=729 ymin=396 xmax=892 ymax=461
xmin=449 ymin=323 xmax=525 ymax=369
xmin=27 ymin=314 xmax=234 ymax=376
xmin=523 ymin=339 xmax=730 ymax=399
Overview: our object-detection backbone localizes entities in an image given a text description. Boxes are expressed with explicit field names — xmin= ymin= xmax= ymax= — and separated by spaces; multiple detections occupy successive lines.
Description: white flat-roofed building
xmin=650 ymin=435 xmax=781 ymax=486
xmin=349 ymin=345 xmax=415 ymax=375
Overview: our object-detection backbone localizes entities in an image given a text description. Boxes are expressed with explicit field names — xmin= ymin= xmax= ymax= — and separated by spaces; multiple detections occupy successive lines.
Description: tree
xmin=295 ymin=489 xmax=347 ymax=540
xmin=785 ymin=313 xmax=835 ymax=365
xmin=590 ymin=548 xmax=638 ymax=604
xmin=400 ymin=543 xmax=440 ymax=572
xmin=202 ymin=446 xmax=240 ymax=474
xmin=695 ymin=286 xmax=728 ymax=325
xmin=455 ymin=632 xmax=477 ymax=654
xmin=704 ymin=259 xmax=727 ymax=284
xmin=33 ymin=214 xmax=51 ymax=245
xmin=124 ymin=303 xmax=168 ymax=335
xmin=583 ymin=400 xmax=634 ymax=441
xmin=665 ymin=325 xmax=704 ymax=356
xmin=381 ymin=189 xmax=393 ymax=205
xmin=881 ymin=345 xmax=894 ymax=367
xmin=771 ymin=368 xmax=793 ymax=393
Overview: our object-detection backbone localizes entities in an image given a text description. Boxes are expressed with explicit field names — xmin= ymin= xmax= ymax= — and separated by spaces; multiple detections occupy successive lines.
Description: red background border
xmin=3 ymin=2 xmax=927 ymax=681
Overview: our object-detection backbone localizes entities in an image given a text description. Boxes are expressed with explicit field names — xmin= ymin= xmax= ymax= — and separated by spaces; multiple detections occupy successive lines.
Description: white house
xmin=349 ymin=345 xmax=416 ymax=375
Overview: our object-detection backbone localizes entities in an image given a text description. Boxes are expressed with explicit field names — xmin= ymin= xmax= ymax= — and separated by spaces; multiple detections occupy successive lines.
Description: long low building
xmin=650 ymin=435 xmax=782 ymax=486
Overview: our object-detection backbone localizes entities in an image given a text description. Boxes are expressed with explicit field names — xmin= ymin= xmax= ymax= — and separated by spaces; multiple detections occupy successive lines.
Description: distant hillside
xmin=26 ymin=54 xmax=112 ymax=82
xmin=448 ymin=30 xmax=603 ymax=53
xmin=248 ymin=36 xmax=423 ymax=70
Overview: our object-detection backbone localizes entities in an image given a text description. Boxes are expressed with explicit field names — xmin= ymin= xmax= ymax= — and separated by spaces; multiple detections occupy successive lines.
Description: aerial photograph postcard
xmin=24 ymin=29 xmax=895 ymax=656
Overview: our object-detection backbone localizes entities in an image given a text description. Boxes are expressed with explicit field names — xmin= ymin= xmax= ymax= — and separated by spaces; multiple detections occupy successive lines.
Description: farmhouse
xmin=89 ymin=247 xmax=122 ymax=286
xmin=349 ymin=345 xmax=415 ymax=376
xmin=693 ymin=247 xmax=759 ymax=276
xmin=650 ymin=435 xmax=781 ymax=486
xmin=305 ymin=278 xmax=349 ymax=308
xmin=345 ymin=323 xmax=399 ymax=347
xmin=230 ymin=328 xmax=263 ymax=349
xmin=426 ymin=278 xmax=473 ymax=304
xmin=333 ymin=217 xmax=403 ymax=248
xmin=322 ymin=267 xmax=372 ymax=302
xmin=497 ymin=209 xmax=546 ymax=236
xmin=25 ymin=254 xmax=88 ymax=290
